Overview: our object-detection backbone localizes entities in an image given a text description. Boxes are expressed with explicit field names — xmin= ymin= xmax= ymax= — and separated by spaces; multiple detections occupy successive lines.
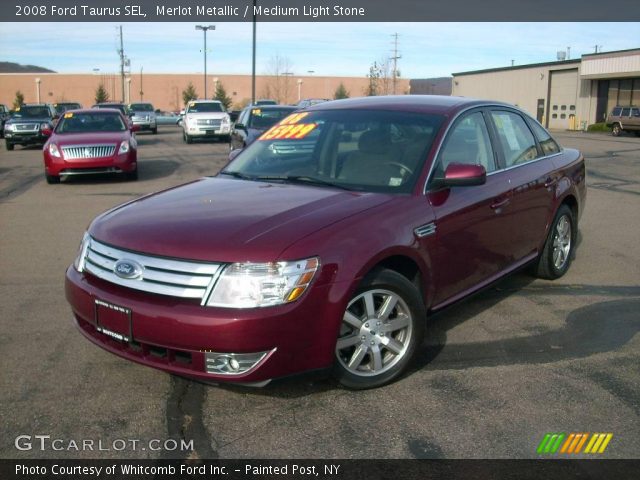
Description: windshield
xmin=130 ymin=103 xmax=154 ymax=112
xmin=223 ymin=109 xmax=444 ymax=194
xmin=187 ymin=102 xmax=223 ymax=113
xmin=12 ymin=106 xmax=51 ymax=119
xmin=55 ymin=112 xmax=127 ymax=133
xmin=248 ymin=108 xmax=296 ymax=129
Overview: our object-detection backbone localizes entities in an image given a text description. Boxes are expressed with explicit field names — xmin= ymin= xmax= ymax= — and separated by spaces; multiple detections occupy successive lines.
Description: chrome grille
xmin=62 ymin=144 xmax=116 ymax=159
xmin=15 ymin=124 xmax=39 ymax=132
xmin=82 ymin=237 xmax=223 ymax=301
xmin=197 ymin=119 xmax=221 ymax=127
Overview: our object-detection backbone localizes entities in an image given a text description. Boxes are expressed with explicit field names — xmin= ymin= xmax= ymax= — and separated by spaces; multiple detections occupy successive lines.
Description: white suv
xmin=182 ymin=100 xmax=231 ymax=143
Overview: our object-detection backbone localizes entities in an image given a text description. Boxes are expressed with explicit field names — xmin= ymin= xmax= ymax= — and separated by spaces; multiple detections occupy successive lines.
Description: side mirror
xmin=438 ymin=163 xmax=486 ymax=187
xmin=234 ymin=123 xmax=246 ymax=131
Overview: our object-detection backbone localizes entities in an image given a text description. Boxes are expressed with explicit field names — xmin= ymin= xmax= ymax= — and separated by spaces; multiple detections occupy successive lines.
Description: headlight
xmin=206 ymin=257 xmax=319 ymax=308
xmin=4 ymin=124 xmax=15 ymax=132
xmin=221 ymin=115 xmax=230 ymax=126
xmin=118 ymin=140 xmax=130 ymax=154
xmin=48 ymin=143 xmax=61 ymax=158
xmin=73 ymin=233 xmax=91 ymax=272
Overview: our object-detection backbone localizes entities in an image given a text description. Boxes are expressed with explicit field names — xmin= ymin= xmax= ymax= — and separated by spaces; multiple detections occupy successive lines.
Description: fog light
xmin=205 ymin=350 xmax=274 ymax=376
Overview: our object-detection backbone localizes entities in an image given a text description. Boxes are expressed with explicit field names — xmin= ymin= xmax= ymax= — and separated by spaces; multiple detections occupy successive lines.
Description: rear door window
xmin=490 ymin=111 xmax=539 ymax=168
xmin=528 ymin=120 xmax=560 ymax=156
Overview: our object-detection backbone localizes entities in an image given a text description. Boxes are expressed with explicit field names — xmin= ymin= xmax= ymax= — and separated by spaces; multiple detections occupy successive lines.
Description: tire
xmin=334 ymin=268 xmax=426 ymax=389
xmin=611 ymin=123 xmax=622 ymax=136
xmin=6 ymin=141 xmax=14 ymax=151
xmin=152 ymin=127 xmax=158 ymax=134
xmin=126 ymin=169 xmax=138 ymax=181
xmin=533 ymin=204 xmax=576 ymax=280
xmin=185 ymin=133 xmax=192 ymax=144
xmin=45 ymin=173 xmax=60 ymax=184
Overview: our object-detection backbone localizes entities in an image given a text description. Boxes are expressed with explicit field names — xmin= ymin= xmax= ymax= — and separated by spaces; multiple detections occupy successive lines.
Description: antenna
xmin=390 ymin=33 xmax=401 ymax=95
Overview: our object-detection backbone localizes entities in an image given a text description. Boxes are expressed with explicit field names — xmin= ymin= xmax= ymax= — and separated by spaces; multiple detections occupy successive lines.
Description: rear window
xmin=130 ymin=103 xmax=154 ymax=112
xmin=12 ymin=106 xmax=51 ymax=118
xmin=529 ymin=120 xmax=561 ymax=156
xmin=620 ymin=108 xmax=630 ymax=116
xmin=248 ymin=108 xmax=296 ymax=129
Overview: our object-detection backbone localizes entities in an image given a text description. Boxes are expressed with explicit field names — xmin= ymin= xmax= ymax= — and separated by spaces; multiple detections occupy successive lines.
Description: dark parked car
xmin=92 ymin=102 xmax=131 ymax=117
xmin=53 ymin=102 xmax=83 ymax=116
xmin=66 ymin=96 xmax=585 ymax=389
xmin=0 ymin=104 xmax=10 ymax=138
xmin=43 ymin=109 xmax=138 ymax=184
xmin=230 ymin=105 xmax=297 ymax=150
xmin=4 ymin=104 xmax=56 ymax=150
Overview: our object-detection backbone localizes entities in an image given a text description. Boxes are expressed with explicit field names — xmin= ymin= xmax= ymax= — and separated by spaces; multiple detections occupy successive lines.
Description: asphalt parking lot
xmin=0 ymin=126 xmax=638 ymax=460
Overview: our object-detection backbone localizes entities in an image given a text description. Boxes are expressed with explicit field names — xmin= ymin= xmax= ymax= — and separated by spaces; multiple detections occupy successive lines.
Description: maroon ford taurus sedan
xmin=66 ymin=96 xmax=585 ymax=389
xmin=43 ymin=109 xmax=138 ymax=184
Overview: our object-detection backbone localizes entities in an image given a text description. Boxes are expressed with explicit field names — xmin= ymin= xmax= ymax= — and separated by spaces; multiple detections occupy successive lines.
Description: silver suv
xmin=606 ymin=106 xmax=640 ymax=136
xmin=128 ymin=102 xmax=158 ymax=134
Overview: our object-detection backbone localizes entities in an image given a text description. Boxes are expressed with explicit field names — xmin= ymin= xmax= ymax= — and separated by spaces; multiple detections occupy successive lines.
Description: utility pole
xmin=390 ymin=33 xmax=401 ymax=95
xmin=196 ymin=25 xmax=215 ymax=99
xmin=251 ymin=0 xmax=257 ymax=105
xmin=140 ymin=66 xmax=143 ymax=101
xmin=593 ymin=45 xmax=602 ymax=53
xmin=118 ymin=25 xmax=125 ymax=103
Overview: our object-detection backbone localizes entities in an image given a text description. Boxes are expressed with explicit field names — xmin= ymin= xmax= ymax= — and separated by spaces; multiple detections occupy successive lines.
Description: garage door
xmin=548 ymin=69 xmax=578 ymax=130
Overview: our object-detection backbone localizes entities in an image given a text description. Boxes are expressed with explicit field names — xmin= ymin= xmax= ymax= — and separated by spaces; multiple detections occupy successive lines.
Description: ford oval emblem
xmin=114 ymin=259 xmax=143 ymax=279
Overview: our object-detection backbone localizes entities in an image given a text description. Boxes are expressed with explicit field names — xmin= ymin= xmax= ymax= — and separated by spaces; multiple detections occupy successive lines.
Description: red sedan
xmin=66 ymin=96 xmax=585 ymax=389
xmin=43 ymin=109 xmax=138 ymax=184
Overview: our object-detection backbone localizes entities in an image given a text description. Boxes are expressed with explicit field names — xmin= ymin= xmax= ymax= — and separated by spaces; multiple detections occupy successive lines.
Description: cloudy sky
xmin=0 ymin=22 xmax=638 ymax=78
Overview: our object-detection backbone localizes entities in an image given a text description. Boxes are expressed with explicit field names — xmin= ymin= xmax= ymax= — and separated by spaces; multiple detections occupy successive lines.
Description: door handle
xmin=490 ymin=197 xmax=510 ymax=210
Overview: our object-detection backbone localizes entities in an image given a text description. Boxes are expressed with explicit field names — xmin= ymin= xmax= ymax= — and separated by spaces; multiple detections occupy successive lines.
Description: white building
xmin=451 ymin=48 xmax=640 ymax=130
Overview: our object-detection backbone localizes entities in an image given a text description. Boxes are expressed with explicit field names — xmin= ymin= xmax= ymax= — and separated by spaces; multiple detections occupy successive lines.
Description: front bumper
xmin=65 ymin=266 xmax=344 ymax=384
xmin=44 ymin=151 xmax=137 ymax=176
xmin=132 ymin=119 xmax=157 ymax=130
xmin=5 ymin=131 xmax=48 ymax=145
xmin=186 ymin=125 xmax=231 ymax=137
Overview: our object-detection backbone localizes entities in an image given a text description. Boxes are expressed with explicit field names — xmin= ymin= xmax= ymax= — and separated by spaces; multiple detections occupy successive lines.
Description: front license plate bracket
xmin=94 ymin=299 xmax=132 ymax=343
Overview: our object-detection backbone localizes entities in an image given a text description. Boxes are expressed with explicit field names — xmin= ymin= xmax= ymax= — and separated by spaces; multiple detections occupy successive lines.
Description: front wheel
xmin=533 ymin=204 xmax=576 ymax=279
xmin=152 ymin=127 xmax=158 ymax=134
xmin=45 ymin=173 xmax=60 ymax=184
xmin=611 ymin=123 xmax=622 ymax=136
xmin=334 ymin=269 xmax=425 ymax=389
xmin=6 ymin=141 xmax=14 ymax=151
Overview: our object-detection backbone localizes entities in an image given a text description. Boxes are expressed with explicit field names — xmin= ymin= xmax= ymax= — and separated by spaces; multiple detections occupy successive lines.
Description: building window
xmin=552 ymin=114 xmax=558 ymax=118
xmin=569 ymin=105 xmax=575 ymax=110
xmin=560 ymin=114 xmax=566 ymax=119
xmin=561 ymin=105 xmax=567 ymax=111
xmin=552 ymin=105 xmax=558 ymax=111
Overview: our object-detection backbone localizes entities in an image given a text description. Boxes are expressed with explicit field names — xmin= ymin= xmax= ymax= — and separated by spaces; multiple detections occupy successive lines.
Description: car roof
xmin=306 ymin=95 xmax=509 ymax=116
xmin=189 ymin=99 xmax=222 ymax=103
xmin=76 ymin=108 xmax=123 ymax=114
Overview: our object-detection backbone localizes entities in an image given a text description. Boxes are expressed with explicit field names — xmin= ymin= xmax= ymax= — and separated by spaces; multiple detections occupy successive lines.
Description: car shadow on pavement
xmin=414 ymin=280 xmax=640 ymax=373
xmin=59 ymin=159 xmax=180 ymax=185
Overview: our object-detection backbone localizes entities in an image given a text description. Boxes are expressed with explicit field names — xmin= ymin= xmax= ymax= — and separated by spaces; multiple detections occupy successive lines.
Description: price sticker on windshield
xmin=259 ymin=112 xmax=316 ymax=140
xmin=64 ymin=112 xmax=74 ymax=118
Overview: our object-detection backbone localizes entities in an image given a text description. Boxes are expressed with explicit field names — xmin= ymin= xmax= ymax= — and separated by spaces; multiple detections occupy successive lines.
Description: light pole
xmin=213 ymin=77 xmax=219 ymax=98
xmin=195 ymin=25 xmax=215 ymax=99
xmin=126 ymin=78 xmax=132 ymax=104
xmin=35 ymin=78 xmax=41 ymax=103
xmin=297 ymin=79 xmax=303 ymax=101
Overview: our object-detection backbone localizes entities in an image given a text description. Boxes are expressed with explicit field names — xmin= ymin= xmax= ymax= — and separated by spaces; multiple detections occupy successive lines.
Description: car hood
xmin=51 ymin=132 xmax=130 ymax=145
xmin=89 ymin=177 xmax=392 ymax=262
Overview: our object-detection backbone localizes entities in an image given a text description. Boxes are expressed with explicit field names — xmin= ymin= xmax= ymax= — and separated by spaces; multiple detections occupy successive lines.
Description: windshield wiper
xmin=218 ymin=171 xmax=253 ymax=180
xmin=252 ymin=175 xmax=354 ymax=191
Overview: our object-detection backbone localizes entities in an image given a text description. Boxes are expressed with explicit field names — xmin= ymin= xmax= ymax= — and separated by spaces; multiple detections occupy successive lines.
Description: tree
xmin=13 ymin=91 xmax=25 ymax=109
xmin=263 ymin=55 xmax=294 ymax=104
xmin=182 ymin=82 xmax=198 ymax=105
xmin=214 ymin=82 xmax=232 ymax=110
xmin=94 ymin=84 xmax=109 ymax=103
xmin=334 ymin=82 xmax=350 ymax=100
xmin=365 ymin=58 xmax=394 ymax=97
xmin=365 ymin=62 xmax=380 ymax=96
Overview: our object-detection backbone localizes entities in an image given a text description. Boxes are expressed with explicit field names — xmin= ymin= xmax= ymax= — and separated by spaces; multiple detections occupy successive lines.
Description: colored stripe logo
xmin=537 ymin=433 xmax=613 ymax=454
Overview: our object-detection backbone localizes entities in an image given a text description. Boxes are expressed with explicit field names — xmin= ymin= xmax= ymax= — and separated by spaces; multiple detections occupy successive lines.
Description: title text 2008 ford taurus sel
xmin=66 ymin=96 xmax=585 ymax=389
